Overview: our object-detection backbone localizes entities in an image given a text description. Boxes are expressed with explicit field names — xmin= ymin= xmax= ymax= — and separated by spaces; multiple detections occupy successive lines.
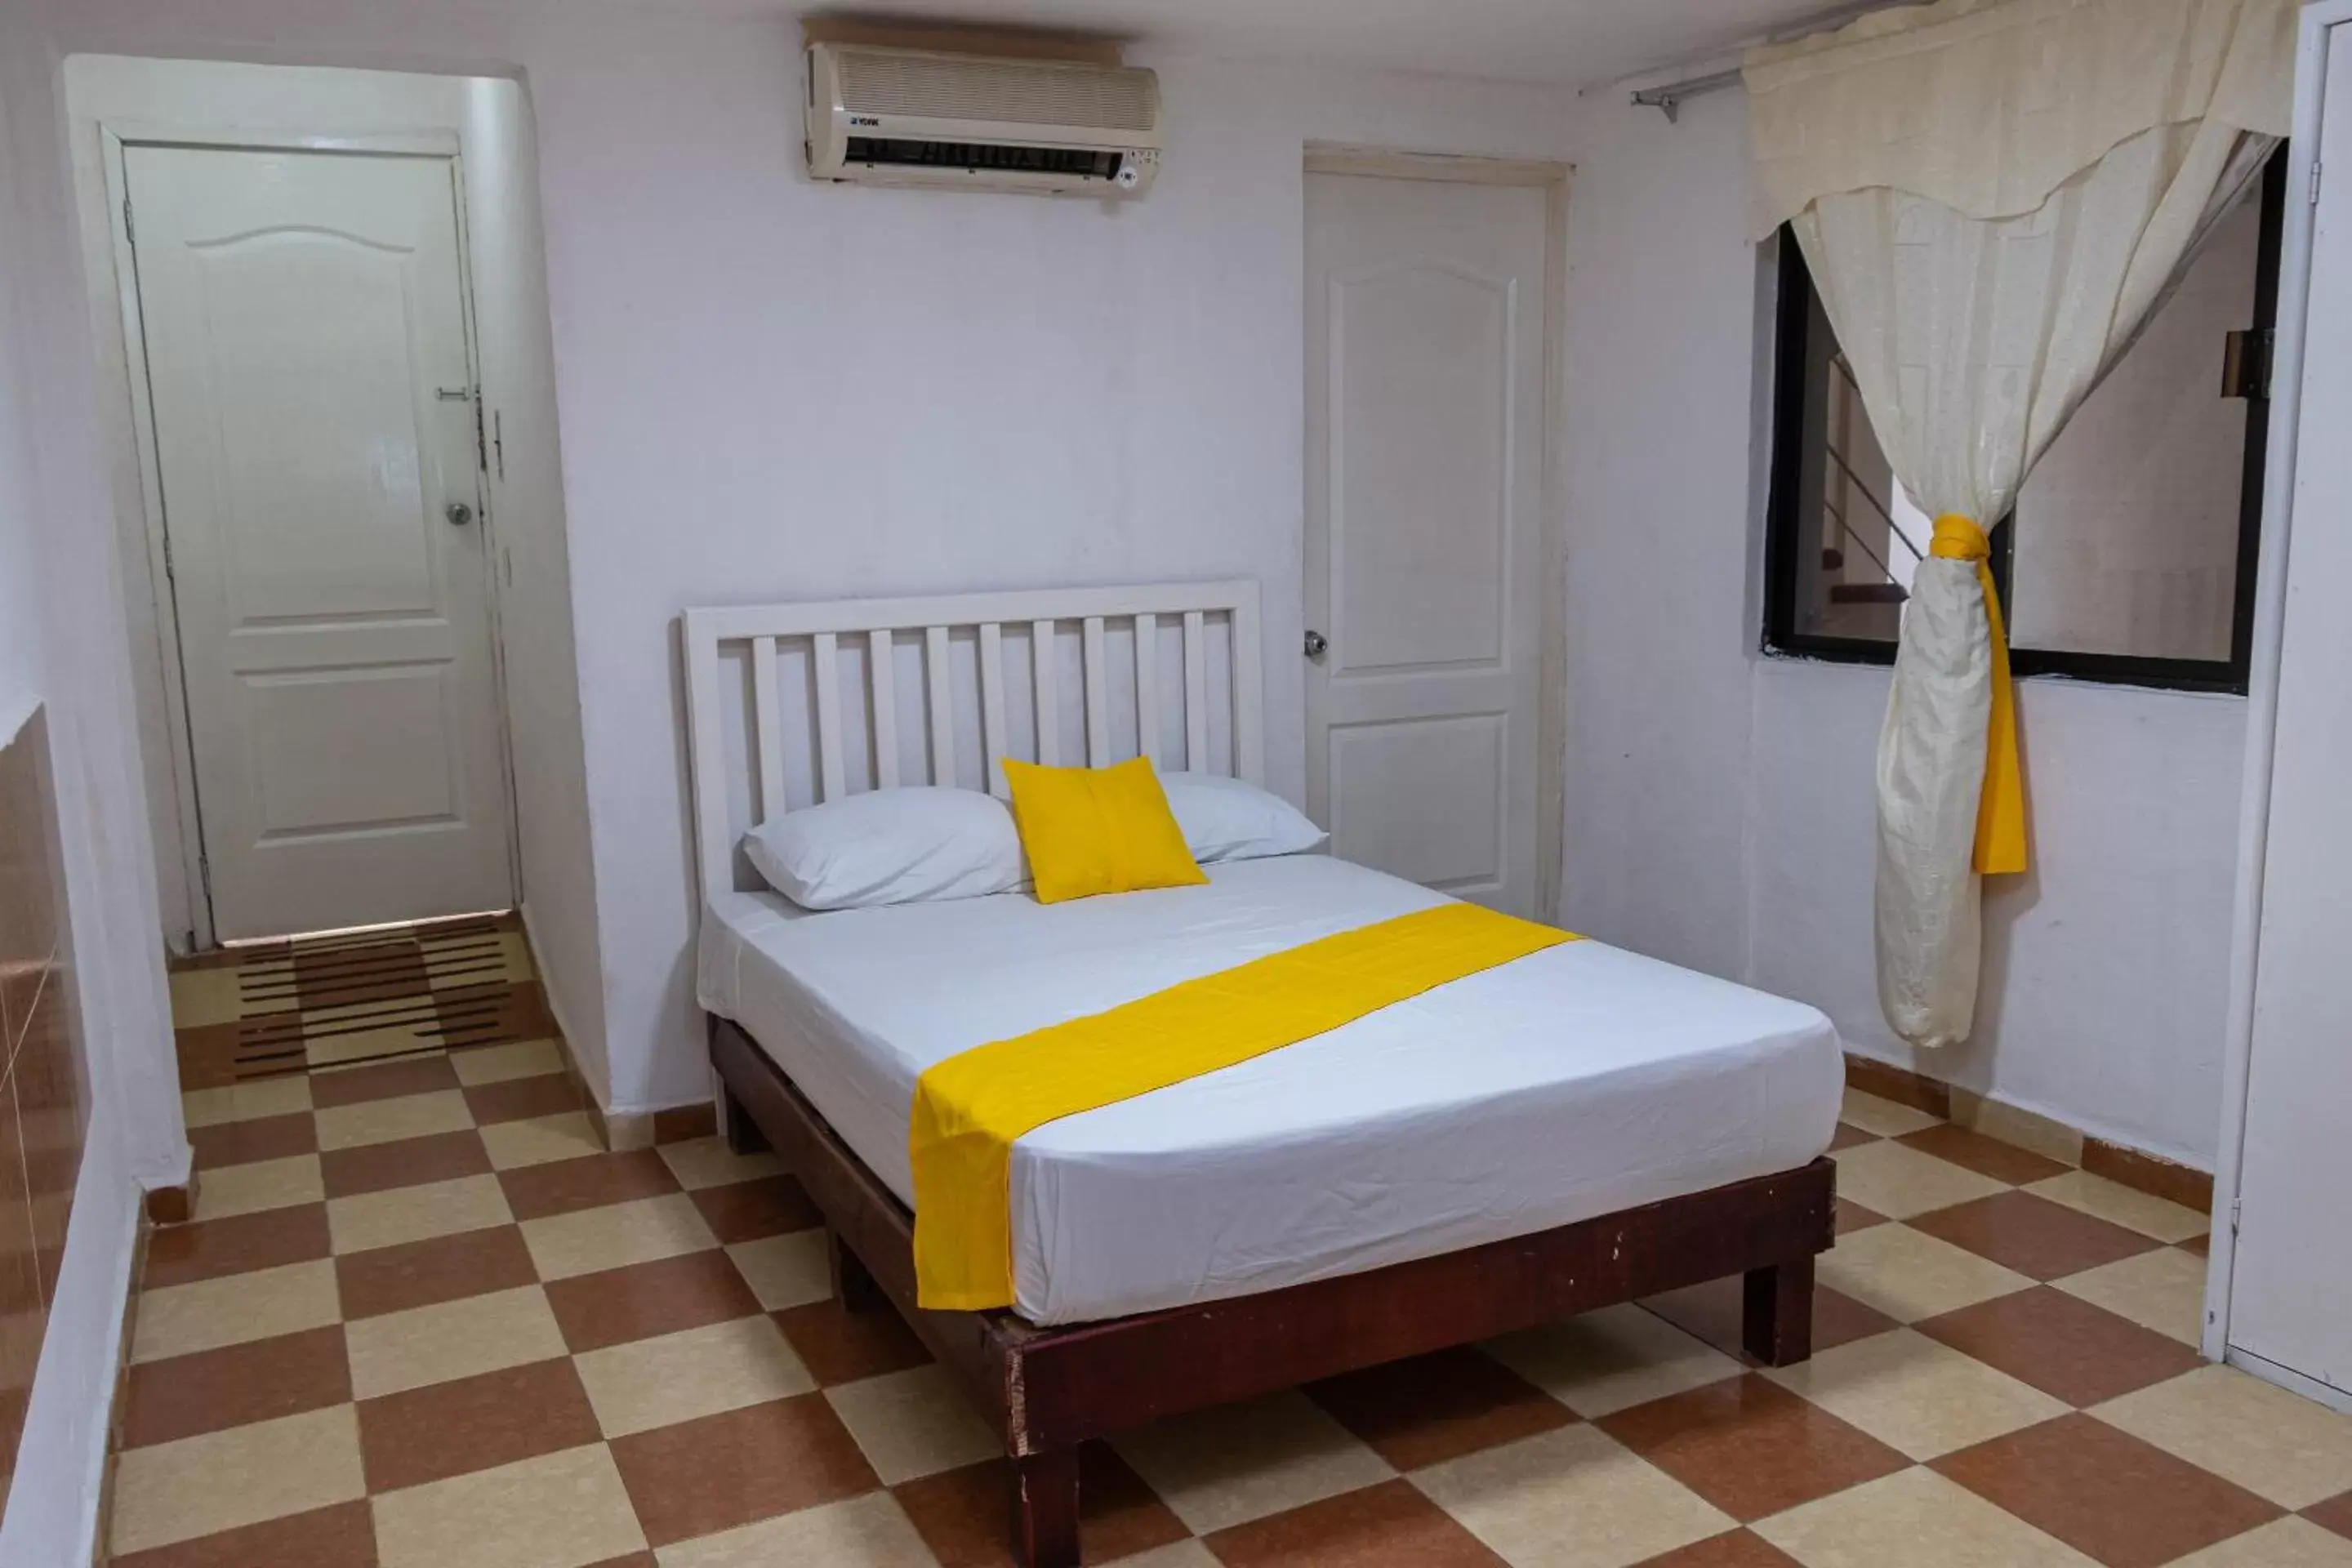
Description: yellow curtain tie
xmin=908 ymin=902 xmax=1577 ymax=1311
xmin=1927 ymin=514 xmax=2027 ymax=875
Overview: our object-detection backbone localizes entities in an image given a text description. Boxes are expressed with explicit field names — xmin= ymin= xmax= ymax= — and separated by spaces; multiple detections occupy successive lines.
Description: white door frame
xmin=2202 ymin=0 xmax=2350 ymax=1396
xmin=1301 ymin=143 xmax=1574 ymax=922
xmin=100 ymin=121 xmax=522 ymax=950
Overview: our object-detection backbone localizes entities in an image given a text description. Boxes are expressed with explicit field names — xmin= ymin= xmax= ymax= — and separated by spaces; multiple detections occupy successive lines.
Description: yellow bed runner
xmin=908 ymin=901 xmax=1577 ymax=1311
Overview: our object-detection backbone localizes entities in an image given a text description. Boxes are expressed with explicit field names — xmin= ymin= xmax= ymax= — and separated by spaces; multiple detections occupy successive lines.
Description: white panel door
xmin=2229 ymin=28 xmax=2352 ymax=1401
xmin=127 ymin=145 xmax=514 ymax=941
xmin=1304 ymin=172 xmax=1548 ymax=916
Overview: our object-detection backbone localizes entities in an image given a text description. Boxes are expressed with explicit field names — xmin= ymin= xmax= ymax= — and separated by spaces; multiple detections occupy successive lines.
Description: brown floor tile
xmin=895 ymin=1441 xmax=1188 ymax=1567
xmin=2180 ymin=1232 xmax=2212 ymax=1258
xmin=1634 ymin=1531 xmax=1804 ymax=1566
xmin=434 ymin=980 xmax=557 ymax=1051
xmin=1895 ymin=1125 xmax=2071 ymax=1187
xmin=335 ymin=1224 xmax=539 ymax=1321
xmin=143 ymin=1203 xmax=332 ymax=1289
xmin=172 ymin=1022 xmax=247 ymax=1091
xmin=358 ymin=1356 xmax=601 ymax=1493
xmin=109 ymin=1499 xmax=377 ymax=1568
xmin=461 ymin=1071 xmax=581 ymax=1127
xmin=1913 ymin=1287 xmax=2204 ymax=1408
xmin=500 ymin=1150 xmax=681 ymax=1223
xmin=1207 ymin=1476 xmax=1507 ymax=1567
xmin=318 ymin=1129 xmax=493 ymax=1200
xmin=187 ymin=1112 xmax=318 ymax=1172
xmin=608 ymin=1392 xmax=880 ymax=1546
xmin=1303 ymin=1346 xmax=1576 ymax=1470
xmin=653 ymin=1103 xmax=719 ymax=1144
xmin=1834 ymin=1199 xmax=1886 ymax=1236
xmin=294 ymin=941 xmax=430 ymax=1011
xmin=580 ymin=1557 xmax=658 ymax=1568
xmin=310 ymin=1055 xmax=460 ymax=1110
xmin=546 ymin=1248 xmax=763 ymax=1353
xmin=1640 ymin=1276 xmax=1898 ymax=1364
xmin=1933 ymin=1413 xmax=2279 ymax=1567
xmin=2307 ymin=1490 xmax=2352 ymax=1540
xmin=774 ymin=1296 xmax=934 ymax=1387
xmin=1597 ymin=1373 xmax=1909 ymax=1521
xmin=1826 ymin=1124 xmax=1878 ymax=1152
xmin=1906 ymin=1191 xmax=2163 ymax=1281
xmin=688 ymin=1174 xmax=822 ymax=1245
xmin=122 ymin=1325 xmax=351 ymax=1449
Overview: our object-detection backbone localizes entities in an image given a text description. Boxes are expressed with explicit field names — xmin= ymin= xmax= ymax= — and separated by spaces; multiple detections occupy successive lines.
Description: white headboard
xmin=682 ymin=580 xmax=1264 ymax=900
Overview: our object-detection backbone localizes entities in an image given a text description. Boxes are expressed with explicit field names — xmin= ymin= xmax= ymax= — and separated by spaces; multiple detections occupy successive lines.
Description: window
xmin=1762 ymin=149 xmax=2285 ymax=693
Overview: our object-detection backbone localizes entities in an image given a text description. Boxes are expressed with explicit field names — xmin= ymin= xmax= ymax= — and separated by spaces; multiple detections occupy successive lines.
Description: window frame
xmin=1760 ymin=149 xmax=2287 ymax=696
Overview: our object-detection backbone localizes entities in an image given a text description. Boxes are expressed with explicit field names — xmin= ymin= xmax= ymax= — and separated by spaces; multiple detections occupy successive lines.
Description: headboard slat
xmin=681 ymin=580 xmax=1263 ymax=902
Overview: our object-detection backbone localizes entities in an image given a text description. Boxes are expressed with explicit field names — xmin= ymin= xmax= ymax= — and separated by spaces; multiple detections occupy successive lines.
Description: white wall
xmin=59 ymin=57 xmax=609 ymax=1094
xmin=1557 ymin=84 xmax=2249 ymax=1167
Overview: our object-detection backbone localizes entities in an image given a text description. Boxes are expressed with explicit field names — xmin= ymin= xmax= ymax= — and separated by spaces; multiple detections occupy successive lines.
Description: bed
xmin=683 ymin=580 xmax=1841 ymax=1568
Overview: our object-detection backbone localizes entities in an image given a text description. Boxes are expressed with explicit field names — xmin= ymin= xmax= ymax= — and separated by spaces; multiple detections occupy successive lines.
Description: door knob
xmin=1303 ymin=629 xmax=1329 ymax=658
xmin=445 ymin=502 xmax=474 ymax=528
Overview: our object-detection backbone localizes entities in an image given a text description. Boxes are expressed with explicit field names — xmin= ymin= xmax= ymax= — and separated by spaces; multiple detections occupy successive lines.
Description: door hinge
xmin=2313 ymin=160 xmax=2325 ymax=207
xmin=2230 ymin=1196 xmax=2243 ymax=1236
xmin=492 ymin=409 xmax=505 ymax=483
xmin=196 ymin=850 xmax=214 ymax=906
xmin=122 ymin=193 xmax=135 ymax=244
xmin=474 ymin=391 xmax=489 ymax=474
xmin=2221 ymin=327 xmax=2274 ymax=399
xmin=160 ymin=529 xmax=176 ymax=584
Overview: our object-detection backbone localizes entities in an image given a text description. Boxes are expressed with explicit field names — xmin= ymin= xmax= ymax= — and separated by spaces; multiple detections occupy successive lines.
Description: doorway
xmin=1302 ymin=149 xmax=1568 ymax=920
xmin=117 ymin=137 xmax=514 ymax=943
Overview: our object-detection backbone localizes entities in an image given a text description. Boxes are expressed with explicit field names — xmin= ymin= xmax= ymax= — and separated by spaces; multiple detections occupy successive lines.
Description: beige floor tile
xmin=826 ymin=1363 xmax=1002 ymax=1484
xmin=194 ymin=1152 xmax=325 ymax=1220
xmin=481 ymin=1111 xmax=604 ymax=1171
xmin=655 ymin=1490 xmax=938 ymax=1568
xmin=372 ymin=1441 xmax=647 ymax=1568
xmin=2051 ymin=1246 xmax=2206 ymax=1345
xmin=168 ymin=967 xmax=256 ymax=1029
xmin=1830 ymin=1141 xmax=2010 ymax=1220
xmin=727 ymin=1230 xmax=833 ymax=1312
xmin=1482 ymin=1302 xmax=1741 ymax=1419
xmin=1753 ymin=1466 xmax=2097 ymax=1567
xmin=1818 ymin=1221 xmax=2033 ymax=1323
xmin=314 ymin=1088 xmax=476 ymax=1152
xmin=2026 ymin=1169 xmax=2209 ymax=1243
xmin=345 ymin=1283 xmax=568 ymax=1400
xmin=1762 ymin=1328 xmax=2068 ymax=1461
xmin=131 ymin=1258 xmax=342 ymax=1363
xmin=111 ymin=1405 xmax=365 ymax=1555
xmin=522 ymin=1192 xmax=719 ymax=1281
xmin=1114 ymin=1388 xmax=1394 ymax=1535
xmin=2168 ymin=1518 xmax=2352 ymax=1566
xmin=328 ymin=1173 xmax=514 ymax=1256
xmin=657 ymin=1135 xmax=784 ymax=1192
xmin=575 ymin=1315 xmax=813 ymax=1438
xmin=451 ymin=1037 xmax=567 ymax=1086
xmin=307 ymin=1026 xmax=439 ymax=1070
xmin=1096 ymin=1544 xmax=1221 ymax=1568
xmin=181 ymin=1075 xmax=313 ymax=1129
xmin=1840 ymin=1088 xmax=1942 ymax=1138
xmin=1413 ymin=1423 xmax=1734 ymax=1568
xmin=2094 ymin=1364 xmax=2352 ymax=1509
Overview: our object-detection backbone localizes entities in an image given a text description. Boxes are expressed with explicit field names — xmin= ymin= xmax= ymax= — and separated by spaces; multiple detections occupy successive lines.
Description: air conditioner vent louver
xmin=835 ymin=51 xmax=1156 ymax=133
xmin=807 ymin=42 xmax=1162 ymax=197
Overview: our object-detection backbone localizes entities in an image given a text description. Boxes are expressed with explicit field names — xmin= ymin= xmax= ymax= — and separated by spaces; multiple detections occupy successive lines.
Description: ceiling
xmin=795 ymin=0 xmax=1857 ymax=89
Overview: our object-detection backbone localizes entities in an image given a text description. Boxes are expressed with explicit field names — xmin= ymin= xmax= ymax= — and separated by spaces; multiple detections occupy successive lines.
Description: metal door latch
xmin=1303 ymin=629 xmax=1329 ymax=657
xmin=445 ymin=501 xmax=474 ymax=528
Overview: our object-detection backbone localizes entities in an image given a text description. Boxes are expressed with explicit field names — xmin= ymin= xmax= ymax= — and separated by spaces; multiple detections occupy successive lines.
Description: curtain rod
xmin=1628 ymin=66 xmax=1744 ymax=122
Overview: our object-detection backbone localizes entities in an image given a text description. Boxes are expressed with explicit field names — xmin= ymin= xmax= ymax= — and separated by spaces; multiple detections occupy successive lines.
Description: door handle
xmin=1303 ymin=629 xmax=1329 ymax=658
xmin=445 ymin=501 xmax=474 ymax=528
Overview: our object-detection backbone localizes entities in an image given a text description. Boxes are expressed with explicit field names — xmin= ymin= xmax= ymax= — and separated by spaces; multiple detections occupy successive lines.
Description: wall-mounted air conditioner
xmin=806 ymin=42 xmax=1162 ymax=197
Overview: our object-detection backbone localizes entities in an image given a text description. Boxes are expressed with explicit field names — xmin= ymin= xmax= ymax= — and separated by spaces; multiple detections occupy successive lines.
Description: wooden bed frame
xmin=682 ymin=581 xmax=1838 ymax=1567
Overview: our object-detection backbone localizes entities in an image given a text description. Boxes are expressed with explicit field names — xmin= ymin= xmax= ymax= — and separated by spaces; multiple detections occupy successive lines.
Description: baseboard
xmin=90 ymin=1211 xmax=150 ymax=1566
xmin=1843 ymin=1052 xmax=2215 ymax=1215
xmin=514 ymin=907 xmax=717 ymax=1153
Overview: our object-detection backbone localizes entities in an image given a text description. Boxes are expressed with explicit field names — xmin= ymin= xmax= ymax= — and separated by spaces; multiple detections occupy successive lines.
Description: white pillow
xmin=742 ymin=787 xmax=1024 ymax=910
xmin=1160 ymin=772 xmax=1327 ymax=863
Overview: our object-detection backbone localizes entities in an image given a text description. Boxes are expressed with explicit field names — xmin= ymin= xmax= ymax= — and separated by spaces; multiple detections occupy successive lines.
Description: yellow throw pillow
xmin=1003 ymin=757 xmax=1209 ymax=905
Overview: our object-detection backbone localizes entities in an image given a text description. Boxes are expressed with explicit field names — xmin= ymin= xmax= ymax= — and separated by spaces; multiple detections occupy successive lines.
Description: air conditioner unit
xmin=806 ymin=42 xmax=1162 ymax=197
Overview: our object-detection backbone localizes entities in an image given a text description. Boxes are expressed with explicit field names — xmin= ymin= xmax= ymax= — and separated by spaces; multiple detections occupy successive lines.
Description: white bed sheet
xmin=698 ymin=855 xmax=1842 ymax=1325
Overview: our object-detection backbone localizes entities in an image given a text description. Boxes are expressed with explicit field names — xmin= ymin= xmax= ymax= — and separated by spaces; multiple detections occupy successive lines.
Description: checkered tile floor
xmin=116 ymin=1060 xmax=2352 ymax=1566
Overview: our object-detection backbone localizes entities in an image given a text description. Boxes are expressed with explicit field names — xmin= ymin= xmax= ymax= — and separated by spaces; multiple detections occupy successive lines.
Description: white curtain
xmin=1744 ymin=0 xmax=2294 ymax=1048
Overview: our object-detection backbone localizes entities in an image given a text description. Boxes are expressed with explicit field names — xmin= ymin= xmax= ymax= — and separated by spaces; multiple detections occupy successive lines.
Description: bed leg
xmin=1009 ymin=1446 xmax=1080 ymax=1568
xmin=1743 ymin=1255 xmax=1815 ymax=1365
xmin=720 ymin=1087 xmax=767 ymax=1156
xmin=827 ymin=1230 xmax=885 ymax=1316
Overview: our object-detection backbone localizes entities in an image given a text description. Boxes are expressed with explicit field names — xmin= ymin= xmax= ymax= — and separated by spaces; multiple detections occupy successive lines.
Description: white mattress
xmin=698 ymin=855 xmax=1842 ymax=1325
